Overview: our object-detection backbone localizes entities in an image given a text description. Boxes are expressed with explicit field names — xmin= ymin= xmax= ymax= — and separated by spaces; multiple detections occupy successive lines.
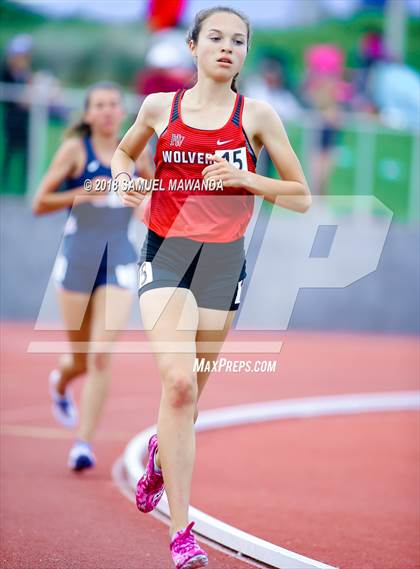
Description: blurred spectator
xmin=302 ymin=44 xmax=351 ymax=195
xmin=136 ymin=30 xmax=194 ymax=96
xmin=245 ymin=56 xmax=303 ymax=123
xmin=352 ymin=27 xmax=420 ymax=129
xmin=353 ymin=27 xmax=386 ymax=112
xmin=245 ymin=55 xmax=303 ymax=179
xmin=367 ymin=61 xmax=420 ymax=130
xmin=1 ymin=34 xmax=33 ymax=190
xmin=32 ymin=70 xmax=69 ymax=122
xmin=359 ymin=27 xmax=385 ymax=69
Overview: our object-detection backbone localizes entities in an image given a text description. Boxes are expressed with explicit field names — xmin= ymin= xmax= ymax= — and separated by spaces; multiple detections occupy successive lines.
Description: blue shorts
xmin=53 ymin=250 xmax=137 ymax=294
xmin=138 ymin=229 xmax=247 ymax=311
xmin=320 ymin=126 xmax=340 ymax=150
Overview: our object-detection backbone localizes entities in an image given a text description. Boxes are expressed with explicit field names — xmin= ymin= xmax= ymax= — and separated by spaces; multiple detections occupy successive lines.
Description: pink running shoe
xmin=170 ymin=522 xmax=208 ymax=569
xmin=136 ymin=434 xmax=164 ymax=513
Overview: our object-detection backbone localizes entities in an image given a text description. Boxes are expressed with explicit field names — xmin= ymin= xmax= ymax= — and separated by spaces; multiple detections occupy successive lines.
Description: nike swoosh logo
xmin=216 ymin=139 xmax=234 ymax=146
xmin=87 ymin=160 xmax=100 ymax=172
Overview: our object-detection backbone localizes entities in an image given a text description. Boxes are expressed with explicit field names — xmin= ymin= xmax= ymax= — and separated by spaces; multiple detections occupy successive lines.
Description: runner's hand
xmin=202 ymin=155 xmax=247 ymax=188
xmin=78 ymin=176 xmax=109 ymax=203
xmin=117 ymin=176 xmax=148 ymax=208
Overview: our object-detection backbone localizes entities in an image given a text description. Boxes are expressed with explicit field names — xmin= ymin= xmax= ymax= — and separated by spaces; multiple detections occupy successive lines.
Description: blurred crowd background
xmin=1 ymin=0 xmax=419 ymax=333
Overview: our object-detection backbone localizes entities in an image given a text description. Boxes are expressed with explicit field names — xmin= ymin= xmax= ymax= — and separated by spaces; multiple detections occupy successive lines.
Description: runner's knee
xmin=163 ymin=369 xmax=197 ymax=409
xmin=62 ymin=354 xmax=87 ymax=377
xmin=88 ymin=352 xmax=111 ymax=373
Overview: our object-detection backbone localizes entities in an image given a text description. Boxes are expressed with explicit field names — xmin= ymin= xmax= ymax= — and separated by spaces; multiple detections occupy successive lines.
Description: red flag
xmin=148 ymin=0 xmax=185 ymax=31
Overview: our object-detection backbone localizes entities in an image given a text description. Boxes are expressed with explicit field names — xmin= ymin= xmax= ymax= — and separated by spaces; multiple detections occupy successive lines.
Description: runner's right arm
xmin=112 ymin=94 xmax=166 ymax=208
xmin=32 ymin=138 xmax=100 ymax=215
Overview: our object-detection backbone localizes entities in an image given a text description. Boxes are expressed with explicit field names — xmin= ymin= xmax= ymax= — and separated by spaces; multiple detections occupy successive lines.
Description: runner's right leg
xmin=139 ymin=287 xmax=199 ymax=537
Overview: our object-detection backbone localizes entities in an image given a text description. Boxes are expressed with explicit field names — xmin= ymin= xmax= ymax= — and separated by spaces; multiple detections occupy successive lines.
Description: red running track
xmin=1 ymin=323 xmax=419 ymax=569
xmin=192 ymin=413 xmax=419 ymax=569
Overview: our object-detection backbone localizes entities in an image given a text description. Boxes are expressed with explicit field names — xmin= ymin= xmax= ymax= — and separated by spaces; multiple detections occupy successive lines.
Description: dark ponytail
xmin=64 ymin=120 xmax=91 ymax=139
xmin=231 ymin=74 xmax=239 ymax=93
xmin=186 ymin=6 xmax=251 ymax=93
xmin=64 ymin=81 xmax=123 ymax=140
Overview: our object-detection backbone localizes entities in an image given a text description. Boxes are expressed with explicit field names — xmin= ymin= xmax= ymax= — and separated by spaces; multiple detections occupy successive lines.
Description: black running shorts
xmin=137 ymin=229 xmax=246 ymax=311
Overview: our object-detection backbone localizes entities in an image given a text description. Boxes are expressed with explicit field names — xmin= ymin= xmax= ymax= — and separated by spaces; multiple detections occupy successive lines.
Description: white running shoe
xmin=68 ymin=440 xmax=96 ymax=471
xmin=49 ymin=369 xmax=78 ymax=428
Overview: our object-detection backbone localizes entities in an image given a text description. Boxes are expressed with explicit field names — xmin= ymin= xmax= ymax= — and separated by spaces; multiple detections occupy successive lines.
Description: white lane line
xmin=123 ymin=391 xmax=419 ymax=569
xmin=27 ymin=340 xmax=283 ymax=354
xmin=1 ymin=395 xmax=156 ymax=423
xmin=1 ymin=424 xmax=133 ymax=441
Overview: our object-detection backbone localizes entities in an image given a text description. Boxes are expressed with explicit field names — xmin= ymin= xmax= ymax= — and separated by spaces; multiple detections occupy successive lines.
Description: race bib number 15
xmin=215 ymin=147 xmax=248 ymax=171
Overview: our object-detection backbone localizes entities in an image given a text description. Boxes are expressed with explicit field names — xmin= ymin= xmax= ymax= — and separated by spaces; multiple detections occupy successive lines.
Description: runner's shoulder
xmin=243 ymin=96 xmax=277 ymax=121
xmin=56 ymin=136 xmax=85 ymax=163
xmin=141 ymin=92 xmax=177 ymax=120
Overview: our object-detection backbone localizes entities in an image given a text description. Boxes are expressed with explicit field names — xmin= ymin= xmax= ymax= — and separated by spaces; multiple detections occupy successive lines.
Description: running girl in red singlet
xmin=112 ymin=7 xmax=311 ymax=568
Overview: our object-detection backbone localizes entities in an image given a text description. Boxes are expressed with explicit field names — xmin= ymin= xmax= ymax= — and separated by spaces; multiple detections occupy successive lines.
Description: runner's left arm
xmin=202 ymin=100 xmax=311 ymax=213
